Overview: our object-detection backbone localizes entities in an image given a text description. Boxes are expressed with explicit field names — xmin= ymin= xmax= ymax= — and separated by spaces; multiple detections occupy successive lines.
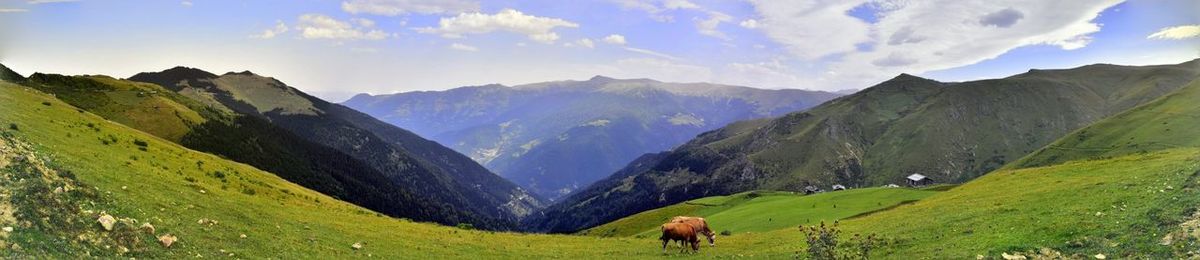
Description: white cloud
xmin=449 ymin=43 xmax=479 ymax=52
xmin=602 ymin=58 xmax=713 ymax=82
xmin=351 ymin=18 xmax=376 ymax=27
xmin=0 ymin=9 xmax=29 ymax=12
xmin=696 ymin=11 xmax=732 ymax=40
xmin=719 ymin=60 xmax=803 ymax=88
xmin=739 ymin=19 xmax=758 ymax=29
xmin=609 ymin=0 xmax=700 ymax=21
xmin=1148 ymin=25 xmax=1200 ymax=40
xmin=747 ymin=0 xmax=1122 ymax=89
xmin=181 ymin=1 xmax=192 ymax=7
xmin=341 ymin=0 xmax=479 ymax=16
xmin=746 ymin=0 xmax=870 ymax=59
xmin=574 ymin=38 xmax=595 ymax=48
xmin=251 ymin=20 xmax=289 ymax=39
xmin=624 ymin=47 xmax=680 ymax=60
xmin=611 ymin=0 xmax=733 ymax=39
xmin=416 ymin=9 xmax=578 ymax=44
xmin=603 ymin=34 xmax=626 ymax=45
xmin=296 ymin=14 xmax=388 ymax=41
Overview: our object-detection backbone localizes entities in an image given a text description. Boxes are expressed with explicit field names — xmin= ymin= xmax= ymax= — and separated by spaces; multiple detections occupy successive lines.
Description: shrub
xmin=132 ymin=139 xmax=148 ymax=147
xmin=456 ymin=223 xmax=476 ymax=230
xmin=41 ymin=101 xmax=51 ymax=106
xmin=720 ymin=230 xmax=732 ymax=236
xmin=798 ymin=221 xmax=876 ymax=260
xmin=8 ymin=123 xmax=16 ymax=131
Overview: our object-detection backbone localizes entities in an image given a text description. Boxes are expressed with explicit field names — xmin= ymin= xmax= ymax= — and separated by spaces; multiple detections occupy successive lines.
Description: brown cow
xmin=671 ymin=216 xmax=716 ymax=247
xmin=660 ymin=222 xmax=699 ymax=254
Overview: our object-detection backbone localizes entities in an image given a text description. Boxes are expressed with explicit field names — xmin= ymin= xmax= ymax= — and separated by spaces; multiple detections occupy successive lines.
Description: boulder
xmin=97 ymin=214 xmax=116 ymax=231
xmin=158 ymin=234 xmax=177 ymax=248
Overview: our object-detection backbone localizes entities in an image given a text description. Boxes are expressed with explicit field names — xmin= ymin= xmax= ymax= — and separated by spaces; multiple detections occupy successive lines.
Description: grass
xmin=3 ymin=72 xmax=1200 ymax=258
xmin=581 ymin=188 xmax=938 ymax=238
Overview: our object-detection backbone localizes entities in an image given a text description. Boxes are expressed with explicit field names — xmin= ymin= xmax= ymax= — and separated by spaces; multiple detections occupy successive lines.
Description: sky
xmin=0 ymin=0 xmax=1197 ymax=102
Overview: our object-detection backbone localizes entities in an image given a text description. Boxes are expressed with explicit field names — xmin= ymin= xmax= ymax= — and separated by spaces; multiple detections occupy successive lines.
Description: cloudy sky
xmin=1 ymin=0 xmax=1197 ymax=101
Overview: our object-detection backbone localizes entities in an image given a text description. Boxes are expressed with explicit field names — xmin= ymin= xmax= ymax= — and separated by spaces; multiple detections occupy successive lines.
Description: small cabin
xmin=906 ymin=174 xmax=933 ymax=187
xmin=831 ymin=184 xmax=847 ymax=191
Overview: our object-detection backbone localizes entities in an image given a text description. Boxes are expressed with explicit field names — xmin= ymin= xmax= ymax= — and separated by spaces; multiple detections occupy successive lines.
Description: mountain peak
xmin=588 ymin=75 xmax=615 ymax=82
xmin=160 ymin=66 xmax=218 ymax=79
xmin=224 ymin=70 xmax=259 ymax=76
xmin=887 ymin=73 xmax=931 ymax=82
xmin=0 ymin=63 xmax=25 ymax=82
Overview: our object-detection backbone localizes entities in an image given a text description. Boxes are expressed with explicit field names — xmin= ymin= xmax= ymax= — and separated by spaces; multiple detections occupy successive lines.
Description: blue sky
xmin=1 ymin=0 xmax=1197 ymax=101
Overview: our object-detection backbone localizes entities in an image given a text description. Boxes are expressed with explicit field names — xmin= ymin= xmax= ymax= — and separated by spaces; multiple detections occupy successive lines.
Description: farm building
xmin=906 ymin=174 xmax=933 ymax=187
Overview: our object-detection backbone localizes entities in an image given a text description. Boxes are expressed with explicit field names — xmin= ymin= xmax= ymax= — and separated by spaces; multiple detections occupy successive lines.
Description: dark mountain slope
xmin=0 ymin=63 xmax=24 ymax=82
xmin=527 ymin=59 xmax=1200 ymax=233
xmin=343 ymin=77 xmax=841 ymax=200
xmin=19 ymin=71 xmax=497 ymax=229
xmin=130 ymin=68 xmax=543 ymax=227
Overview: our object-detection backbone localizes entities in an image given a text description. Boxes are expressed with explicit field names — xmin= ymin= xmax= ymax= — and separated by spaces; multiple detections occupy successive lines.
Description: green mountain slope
xmin=343 ymin=76 xmax=841 ymax=200
xmin=0 ymin=63 xmax=24 ymax=82
xmin=1013 ymin=77 xmax=1200 ymax=168
xmin=529 ymin=60 xmax=1200 ymax=233
xmin=581 ymin=188 xmax=938 ymax=238
xmin=128 ymin=68 xmax=544 ymax=228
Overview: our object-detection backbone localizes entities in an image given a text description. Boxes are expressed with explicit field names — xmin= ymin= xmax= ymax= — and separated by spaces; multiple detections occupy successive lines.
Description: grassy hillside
xmin=582 ymin=188 xmax=938 ymax=238
xmin=19 ymin=71 xmax=502 ymax=230
xmin=530 ymin=60 xmax=1200 ymax=233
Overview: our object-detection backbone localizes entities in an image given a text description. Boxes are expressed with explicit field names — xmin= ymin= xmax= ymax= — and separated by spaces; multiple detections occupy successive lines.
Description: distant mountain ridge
xmin=525 ymin=59 xmax=1200 ymax=233
xmin=343 ymin=76 xmax=842 ymax=200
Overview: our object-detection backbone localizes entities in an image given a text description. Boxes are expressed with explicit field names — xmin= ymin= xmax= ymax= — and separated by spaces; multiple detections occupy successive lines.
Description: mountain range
xmin=525 ymin=59 xmax=1200 ymax=233
xmin=9 ymin=64 xmax=541 ymax=230
xmin=343 ymin=76 xmax=841 ymax=200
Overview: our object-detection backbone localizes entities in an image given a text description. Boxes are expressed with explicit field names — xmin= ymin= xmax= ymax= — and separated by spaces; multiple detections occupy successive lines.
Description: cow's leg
xmin=661 ymin=239 xmax=667 ymax=254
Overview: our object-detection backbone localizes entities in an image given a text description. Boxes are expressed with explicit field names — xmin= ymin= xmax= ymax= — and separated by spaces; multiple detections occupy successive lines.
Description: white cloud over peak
xmin=296 ymin=14 xmax=388 ymax=41
xmin=624 ymin=47 xmax=680 ymax=60
xmin=341 ymin=0 xmax=479 ymax=16
xmin=0 ymin=8 xmax=29 ymax=12
xmin=416 ymin=9 xmax=578 ymax=44
xmin=1148 ymin=25 xmax=1200 ymax=40
xmin=747 ymin=0 xmax=1122 ymax=89
xmin=251 ymin=20 xmax=289 ymax=39
xmin=603 ymin=34 xmax=626 ymax=45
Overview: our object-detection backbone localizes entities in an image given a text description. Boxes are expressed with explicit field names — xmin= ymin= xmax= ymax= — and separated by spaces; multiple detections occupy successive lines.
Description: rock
xmin=352 ymin=242 xmax=363 ymax=250
xmin=976 ymin=255 xmax=985 ymax=260
xmin=1094 ymin=254 xmax=1106 ymax=259
xmin=97 ymin=214 xmax=116 ymax=231
xmin=239 ymin=234 xmax=247 ymax=239
xmin=140 ymin=223 xmax=155 ymax=234
xmin=158 ymin=234 xmax=177 ymax=248
xmin=2 ymin=227 xmax=12 ymax=232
